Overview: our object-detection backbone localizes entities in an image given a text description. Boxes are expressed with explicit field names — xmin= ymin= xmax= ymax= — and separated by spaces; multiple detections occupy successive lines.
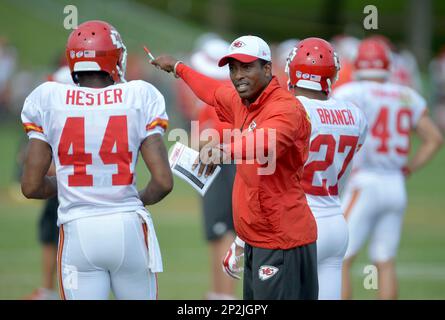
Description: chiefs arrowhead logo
xmin=247 ymin=120 xmax=256 ymax=132
xmin=258 ymin=265 xmax=279 ymax=281
xmin=232 ymin=40 xmax=245 ymax=48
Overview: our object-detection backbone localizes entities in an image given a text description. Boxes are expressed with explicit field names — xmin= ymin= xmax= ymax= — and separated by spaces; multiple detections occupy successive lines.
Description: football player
xmin=286 ymin=37 xmax=368 ymax=299
xmin=20 ymin=20 xmax=173 ymax=300
xmin=333 ymin=38 xmax=443 ymax=299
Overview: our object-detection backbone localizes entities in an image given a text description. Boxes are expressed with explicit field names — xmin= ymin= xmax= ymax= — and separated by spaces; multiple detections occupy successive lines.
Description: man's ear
xmin=264 ymin=62 xmax=272 ymax=78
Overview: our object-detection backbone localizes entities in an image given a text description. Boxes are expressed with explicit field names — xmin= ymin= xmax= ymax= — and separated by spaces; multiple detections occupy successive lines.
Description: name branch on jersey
xmin=316 ymin=108 xmax=356 ymax=126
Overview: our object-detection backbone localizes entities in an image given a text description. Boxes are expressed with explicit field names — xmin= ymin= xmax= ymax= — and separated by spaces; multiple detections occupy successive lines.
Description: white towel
xmin=135 ymin=208 xmax=163 ymax=273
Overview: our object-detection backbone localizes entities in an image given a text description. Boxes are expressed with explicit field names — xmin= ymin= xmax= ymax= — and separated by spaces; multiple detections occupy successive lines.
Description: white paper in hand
xmin=169 ymin=142 xmax=221 ymax=196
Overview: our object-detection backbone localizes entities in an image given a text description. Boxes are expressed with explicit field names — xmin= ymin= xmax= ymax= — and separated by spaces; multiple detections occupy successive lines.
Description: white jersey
xmin=333 ymin=81 xmax=426 ymax=173
xmin=298 ymin=96 xmax=368 ymax=218
xmin=21 ymin=80 xmax=168 ymax=226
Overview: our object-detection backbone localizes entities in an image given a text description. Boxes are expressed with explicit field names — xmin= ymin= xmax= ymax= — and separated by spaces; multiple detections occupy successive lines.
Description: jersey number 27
xmin=302 ymin=134 xmax=359 ymax=196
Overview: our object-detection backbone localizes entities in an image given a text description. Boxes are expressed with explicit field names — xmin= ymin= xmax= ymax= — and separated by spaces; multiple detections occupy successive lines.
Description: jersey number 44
xmin=58 ymin=115 xmax=133 ymax=187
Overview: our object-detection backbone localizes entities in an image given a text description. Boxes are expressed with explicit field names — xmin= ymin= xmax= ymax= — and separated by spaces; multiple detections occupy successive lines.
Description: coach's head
xmin=218 ymin=36 xmax=273 ymax=103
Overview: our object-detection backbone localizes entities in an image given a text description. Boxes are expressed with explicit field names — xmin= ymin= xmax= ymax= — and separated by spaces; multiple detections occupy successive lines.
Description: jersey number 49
xmin=371 ymin=106 xmax=412 ymax=155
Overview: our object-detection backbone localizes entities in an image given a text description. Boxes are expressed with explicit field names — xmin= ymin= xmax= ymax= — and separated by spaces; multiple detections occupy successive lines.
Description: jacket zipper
xmin=240 ymin=112 xmax=249 ymax=131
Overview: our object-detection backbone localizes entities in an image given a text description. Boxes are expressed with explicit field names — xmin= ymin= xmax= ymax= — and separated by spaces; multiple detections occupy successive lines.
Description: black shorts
xmin=243 ymin=242 xmax=318 ymax=300
xmin=38 ymin=196 xmax=59 ymax=245
xmin=202 ymin=164 xmax=236 ymax=241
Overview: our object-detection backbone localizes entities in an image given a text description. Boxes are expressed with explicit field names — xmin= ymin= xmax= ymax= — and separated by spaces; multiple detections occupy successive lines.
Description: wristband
xmin=234 ymin=236 xmax=245 ymax=248
xmin=173 ymin=61 xmax=183 ymax=78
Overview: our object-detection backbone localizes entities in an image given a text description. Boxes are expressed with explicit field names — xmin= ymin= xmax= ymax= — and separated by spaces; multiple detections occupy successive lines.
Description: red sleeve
xmin=222 ymin=103 xmax=308 ymax=161
xmin=177 ymin=63 xmax=235 ymax=124
xmin=175 ymin=80 xmax=200 ymax=121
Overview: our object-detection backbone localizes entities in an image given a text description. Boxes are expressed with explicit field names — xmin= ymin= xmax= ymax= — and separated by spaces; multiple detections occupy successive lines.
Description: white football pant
xmin=57 ymin=212 xmax=158 ymax=300
xmin=342 ymin=171 xmax=407 ymax=262
xmin=316 ymin=214 xmax=349 ymax=300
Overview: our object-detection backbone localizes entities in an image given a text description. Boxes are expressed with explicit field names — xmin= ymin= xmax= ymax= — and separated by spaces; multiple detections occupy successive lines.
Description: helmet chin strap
xmin=326 ymin=78 xmax=332 ymax=94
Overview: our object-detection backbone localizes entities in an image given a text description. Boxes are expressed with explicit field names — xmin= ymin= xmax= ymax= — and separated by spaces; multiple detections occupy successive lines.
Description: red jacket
xmin=177 ymin=64 xmax=317 ymax=249
xmin=198 ymin=103 xmax=232 ymax=138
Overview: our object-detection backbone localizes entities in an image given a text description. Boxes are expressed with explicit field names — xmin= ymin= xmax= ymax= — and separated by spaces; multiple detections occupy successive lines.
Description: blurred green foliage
xmin=2 ymin=0 xmax=445 ymax=69
xmin=137 ymin=0 xmax=445 ymax=52
xmin=0 ymin=0 xmax=204 ymax=68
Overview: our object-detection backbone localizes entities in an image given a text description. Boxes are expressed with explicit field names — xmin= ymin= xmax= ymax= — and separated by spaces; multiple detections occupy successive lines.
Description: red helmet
xmin=66 ymin=20 xmax=127 ymax=83
xmin=354 ymin=38 xmax=391 ymax=79
xmin=368 ymin=34 xmax=396 ymax=52
xmin=285 ymin=37 xmax=340 ymax=94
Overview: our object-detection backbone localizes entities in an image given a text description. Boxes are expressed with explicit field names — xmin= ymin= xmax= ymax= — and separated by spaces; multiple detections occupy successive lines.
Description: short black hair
xmin=258 ymin=59 xmax=271 ymax=66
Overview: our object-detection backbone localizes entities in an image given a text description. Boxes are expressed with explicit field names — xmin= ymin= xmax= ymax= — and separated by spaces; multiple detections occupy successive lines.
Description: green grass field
xmin=0 ymin=120 xmax=243 ymax=300
xmin=0 ymin=119 xmax=444 ymax=300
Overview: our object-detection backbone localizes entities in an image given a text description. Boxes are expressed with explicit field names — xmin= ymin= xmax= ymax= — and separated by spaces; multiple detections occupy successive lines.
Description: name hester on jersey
xmin=66 ymin=88 xmax=123 ymax=106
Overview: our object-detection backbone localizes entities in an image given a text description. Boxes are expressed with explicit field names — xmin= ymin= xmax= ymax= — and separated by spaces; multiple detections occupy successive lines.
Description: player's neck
xmin=293 ymin=87 xmax=328 ymax=101
xmin=79 ymin=79 xmax=114 ymax=88
xmin=76 ymin=72 xmax=115 ymax=88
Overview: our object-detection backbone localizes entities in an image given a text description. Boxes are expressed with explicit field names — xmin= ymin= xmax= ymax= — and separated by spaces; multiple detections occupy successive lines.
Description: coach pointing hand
xmin=150 ymin=55 xmax=180 ymax=74
xmin=150 ymin=35 xmax=318 ymax=300
xmin=151 ymin=55 xmax=226 ymax=176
